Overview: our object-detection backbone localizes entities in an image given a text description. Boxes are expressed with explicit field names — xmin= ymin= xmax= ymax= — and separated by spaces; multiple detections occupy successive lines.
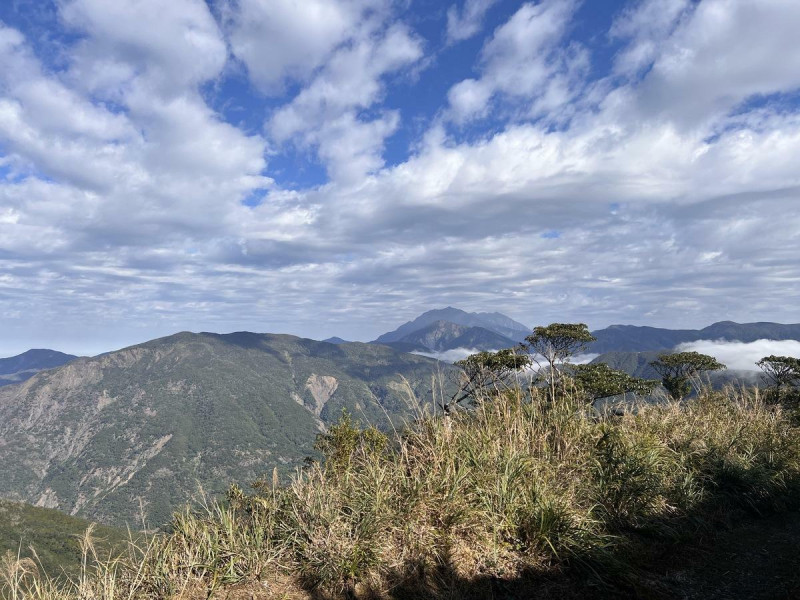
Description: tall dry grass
xmin=3 ymin=384 xmax=800 ymax=599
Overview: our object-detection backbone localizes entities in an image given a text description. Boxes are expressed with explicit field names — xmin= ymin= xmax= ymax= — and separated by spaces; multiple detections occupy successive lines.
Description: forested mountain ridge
xmin=589 ymin=321 xmax=800 ymax=353
xmin=374 ymin=309 xmax=800 ymax=356
xmin=0 ymin=332 xmax=450 ymax=526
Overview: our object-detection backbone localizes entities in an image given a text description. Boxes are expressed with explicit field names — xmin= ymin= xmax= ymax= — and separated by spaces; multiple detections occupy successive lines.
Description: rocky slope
xmin=0 ymin=332 xmax=450 ymax=526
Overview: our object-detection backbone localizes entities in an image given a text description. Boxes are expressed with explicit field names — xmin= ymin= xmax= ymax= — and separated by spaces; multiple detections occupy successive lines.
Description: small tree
xmin=448 ymin=348 xmax=530 ymax=410
xmin=756 ymin=355 xmax=800 ymax=404
xmin=572 ymin=363 xmax=658 ymax=405
xmin=313 ymin=409 xmax=388 ymax=473
xmin=524 ymin=323 xmax=596 ymax=401
xmin=649 ymin=351 xmax=726 ymax=401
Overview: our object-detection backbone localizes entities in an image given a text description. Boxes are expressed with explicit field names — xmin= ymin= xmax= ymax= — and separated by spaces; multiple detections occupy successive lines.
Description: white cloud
xmin=621 ymin=0 xmax=800 ymax=126
xmin=446 ymin=0 xmax=584 ymax=123
xmin=269 ymin=22 xmax=422 ymax=182
xmin=60 ymin=0 xmax=228 ymax=95
xmin=413 ymin=347 xmax=487 ymax=363
xmin=676 ymin=340 xmax=800 ymax=372
xmin=572 ymin=353 xmax=599 ymax=365
xmin=610 ymin=0 xmax=691 ymax=77
xmin=446 ymin=0 xmax=500 ymax=44
xmin=223 ymin=0 xmax=387 ymax=93
xmin=0 ymin=4 xmax=270 ymax=275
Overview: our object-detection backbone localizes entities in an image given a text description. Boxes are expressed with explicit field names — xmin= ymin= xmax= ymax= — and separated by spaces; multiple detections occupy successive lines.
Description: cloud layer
xmin=677 ymin=340 xmax=800 ymax=372
xmin=1 ymin=0 xmax=800 ymax=355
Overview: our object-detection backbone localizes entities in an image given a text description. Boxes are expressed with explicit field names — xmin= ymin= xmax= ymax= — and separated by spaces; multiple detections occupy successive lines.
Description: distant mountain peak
xmin=373 ymin=307 xmax=530 ymax=351
xmin=0 ymin=349 xmax=78 ymax=386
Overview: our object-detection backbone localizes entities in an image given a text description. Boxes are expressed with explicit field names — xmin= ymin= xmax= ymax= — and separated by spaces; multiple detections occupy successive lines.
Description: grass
xmin=3 ymin=382 xmax=800 ymax=599
xmin=0 ymin=500 xmax=131 ymax=581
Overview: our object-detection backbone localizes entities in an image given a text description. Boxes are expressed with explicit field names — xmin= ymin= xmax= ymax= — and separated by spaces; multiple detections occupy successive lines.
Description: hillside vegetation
xmin=0 ymin=500 xmax=128 ymax=579
xmin=0 ymin=332 xmax=450 ymax=526
xmin=5 ymin=381 xmax=799 ymax=599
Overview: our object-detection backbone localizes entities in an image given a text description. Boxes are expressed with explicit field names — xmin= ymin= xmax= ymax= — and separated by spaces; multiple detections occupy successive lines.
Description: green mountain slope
xmin=591 ymin=350 xmax=757 ymax=390
xmin=0 ymin=332 xmax=450 ymax=527
xmin=0 ymin=499 xmax=128 ymax=578
xmin=590 ymin=351 xmax=663 ymax=379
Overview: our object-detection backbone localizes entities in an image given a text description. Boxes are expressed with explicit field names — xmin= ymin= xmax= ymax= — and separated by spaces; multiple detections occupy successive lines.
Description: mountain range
xmin=370 ymin=309 xmax=800 ymax=357
xmin=588 ymin=321 xmax=800 ymax=353
xmin=0 ymin=332 xmax=451 ymax=526
xmin=372 ymin=307 xmax=530 ymax=353
xmin=0 ymin=349 xmax=78 ymax=387
xmin=3 ymin=309 xmax=800 ymax=531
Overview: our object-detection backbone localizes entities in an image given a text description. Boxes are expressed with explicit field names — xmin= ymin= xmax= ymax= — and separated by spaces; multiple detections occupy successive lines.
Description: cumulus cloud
xmin=222 ymin=0 xmax=385 ymax=93
xmin=269 ymin=22 xmax=423 ymax=182
xmin=446 ymin=0 xmax=500 ymax=44
xmin=60 ymin=0 xmax=228 ymax=94
xmin=1 ymin=1 xmax=800 ymax=356
xmin=447 ymin=0 xmax=585 ymax=123
xmin=676 ymin=340 xmax=800 ymax=372
xmin=621 ymin=0 xmax=800 ymax=126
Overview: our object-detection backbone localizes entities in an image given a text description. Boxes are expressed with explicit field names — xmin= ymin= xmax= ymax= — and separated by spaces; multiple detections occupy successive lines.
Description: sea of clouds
xmin=676 ymin=340 xmax=800 ymax=372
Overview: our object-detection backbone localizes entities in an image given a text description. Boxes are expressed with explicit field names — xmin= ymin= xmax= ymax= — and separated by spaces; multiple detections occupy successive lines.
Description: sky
xmin=1 ymin=0 xmax=799 ymax=356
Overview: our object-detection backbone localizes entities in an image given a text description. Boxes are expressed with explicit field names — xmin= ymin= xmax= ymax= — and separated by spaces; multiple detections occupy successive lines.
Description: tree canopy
xmin=757 ymin=355 xmax=800 ymax=387
xmin=756 ymin=355 xmax=800 ymax=405
xmin=524 ymin=323 xmax=596 ymax=362
xmin=572 ymin=363 xmax=658 ymax=403
xmin=448 ymin=348 xmax=530 ymax=410
xmin=524 ymin=323 xmax=596 ymax=400
xmin=649 ymin=351 xmax=726 ymax=401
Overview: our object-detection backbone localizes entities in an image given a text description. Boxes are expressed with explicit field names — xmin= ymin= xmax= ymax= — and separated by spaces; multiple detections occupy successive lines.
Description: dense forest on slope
xmin=0 ymin=332 xmax=452 ymax=526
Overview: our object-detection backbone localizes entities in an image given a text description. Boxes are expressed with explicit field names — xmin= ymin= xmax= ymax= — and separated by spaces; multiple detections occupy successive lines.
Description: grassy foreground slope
xmin=0 ymin=332 xmax=449 ymax=527
xmin=4 ymin=384 xmax=799 ymax=599
xmin=0 ymin=500 xmax=127 ymax=579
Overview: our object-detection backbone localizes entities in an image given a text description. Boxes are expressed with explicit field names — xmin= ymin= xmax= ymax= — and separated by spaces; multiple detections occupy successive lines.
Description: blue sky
xmin=1 ymin=0 xmax=799 ymax=355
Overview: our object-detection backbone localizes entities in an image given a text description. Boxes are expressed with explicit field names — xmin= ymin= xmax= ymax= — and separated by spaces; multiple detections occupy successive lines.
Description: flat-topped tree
xmin=756 ymin=355 xmax=800 ymax=404
xmin=572 ymin=363 xmax=658 ymax=405
xmin=524 ymin=323 xmax=596 ymax=401
xmin=448 ymin=348 xmax=530 ymax=410
xmin=649 ymin=351 xmax=726 ymax=401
